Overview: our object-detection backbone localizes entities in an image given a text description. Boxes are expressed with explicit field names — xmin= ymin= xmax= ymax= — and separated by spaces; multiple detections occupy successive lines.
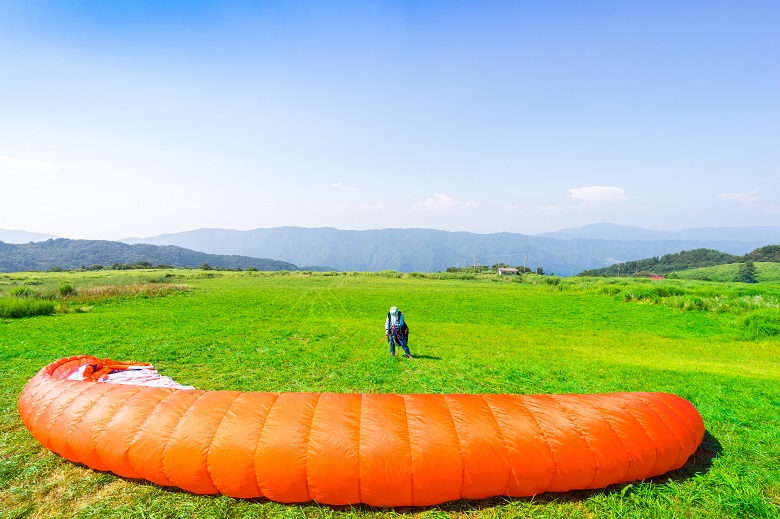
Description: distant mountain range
xmin=0 ymin=239 xmax=301 ymax=272
xmin=3 ymin=224 xmax=778 ymax=275
xmin=120 ymin=224 xmax=780 ymax=275
xmin=0 ymin=229 xmax=59 ymax=243
xmin=537 ymin=223 xmax=780 ymax=242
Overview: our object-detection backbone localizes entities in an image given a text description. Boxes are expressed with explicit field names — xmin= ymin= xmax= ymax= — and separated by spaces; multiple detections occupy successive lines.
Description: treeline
xmin=59 ymin=261 xmax=174 ymax=271
xmin=0 ymin=239 xmax=303 ymax=272
xmin=743 ymin=245 xmax=780 ymax=263
xmin=445 ymin=263 xmax=546 ymax=275
xmin=578 ymin=245 xmax=780 ymax=277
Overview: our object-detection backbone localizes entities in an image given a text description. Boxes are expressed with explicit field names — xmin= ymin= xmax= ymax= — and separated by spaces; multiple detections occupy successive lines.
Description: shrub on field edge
xmin=58 ymin=282 xmax=75 ymax=297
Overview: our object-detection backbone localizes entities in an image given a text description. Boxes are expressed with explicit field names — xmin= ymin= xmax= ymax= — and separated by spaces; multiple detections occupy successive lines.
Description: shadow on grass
xmin=664 ymin=428 xmax=723 ymax=481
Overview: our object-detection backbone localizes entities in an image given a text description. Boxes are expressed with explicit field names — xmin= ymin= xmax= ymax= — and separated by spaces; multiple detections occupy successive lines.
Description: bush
xmin=58 ymin=282 xmax=75 ymax=297
xmin=11 ymin=287 xmax=32 ymax=298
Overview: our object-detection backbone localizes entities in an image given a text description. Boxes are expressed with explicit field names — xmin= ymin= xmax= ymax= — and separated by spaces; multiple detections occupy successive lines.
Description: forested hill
xmin=0 ymin=239 xmax=304 ymax=272
xmin=578 ymin=245 xmax=780 ymax=276
xmin=743 ymin=245 xmax=780 ymax=263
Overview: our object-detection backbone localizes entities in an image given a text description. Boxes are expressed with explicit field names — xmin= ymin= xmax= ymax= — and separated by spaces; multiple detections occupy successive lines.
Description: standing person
xmin=385 ymin=306 xmax=412 ymax=358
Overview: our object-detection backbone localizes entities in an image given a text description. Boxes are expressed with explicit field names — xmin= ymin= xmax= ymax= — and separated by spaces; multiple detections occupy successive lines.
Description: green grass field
xmin=1 ymin=270 xmax=779 ymax=518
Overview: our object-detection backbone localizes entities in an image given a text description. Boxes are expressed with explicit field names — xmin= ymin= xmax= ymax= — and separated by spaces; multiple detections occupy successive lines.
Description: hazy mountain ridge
xmin=0 ymin=239 xmax=301 ymax=272
xmin=5 ymin=224 xmax=778 ymax=274
xmin=122 ymin=226 xmax=776 ymax=274
xmin=536 ymin=223 xmax=780 ymax=242
xmin=0 ymin=229 xmax=60 ymax=244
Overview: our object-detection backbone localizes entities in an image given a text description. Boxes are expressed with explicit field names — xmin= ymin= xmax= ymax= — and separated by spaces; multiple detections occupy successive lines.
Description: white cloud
xmin=537 ymin=203 xmax=562 ymax=212
xmin=413 ymin=193 xmax=477 ymax=210
xmin=717 ymin=190 xmax=758 ymax=202
xmin=360 ymin=202 xmax=384 ymax=210
xmin=717 ymin=190 xmax=780 ymax=214
xmin=0 ymin=155 xmax=59 ymax=177
xmin=330 ymin=183 xmax=360 ymax=192
xmin=569 ymin=186 xmax=626 ymax=203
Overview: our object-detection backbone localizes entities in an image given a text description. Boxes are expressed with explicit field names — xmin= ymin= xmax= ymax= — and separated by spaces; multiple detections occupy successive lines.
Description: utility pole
xmin=474 ymin=253 xmax=478 ymax=270
xmin=523 ymin=251 xmax=527 ymax=273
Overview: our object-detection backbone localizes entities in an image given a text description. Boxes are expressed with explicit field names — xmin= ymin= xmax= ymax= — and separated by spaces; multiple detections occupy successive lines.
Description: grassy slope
xmin=1 ymin=271 xmax=779 ymax=518
xmin=674 ymin=262 xmax=780 ymax=283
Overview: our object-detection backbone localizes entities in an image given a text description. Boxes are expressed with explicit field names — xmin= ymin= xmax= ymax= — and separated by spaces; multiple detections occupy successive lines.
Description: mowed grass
xmin=1 ymin=270 xmax=779 ymax=518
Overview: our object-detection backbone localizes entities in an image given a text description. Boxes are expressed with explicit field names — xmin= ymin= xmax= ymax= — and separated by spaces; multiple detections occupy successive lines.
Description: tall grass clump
xmin=374 ymin=270 xmax=403 ymax=278
xmin=652 ymin=285 xmax=687 ymax=297
xmin=737 ymin=294 xmax=780 ymax=310
xmin=0 ymin=297 xmax=56 ymax=318
xmin=68 ymin=283 xmax=191 ymax=304
xmin=599 ymin=286 xmax=622 ymax=296
xmin=675 ymin=295 xmax=714 ymax=312
xmin=742 ymin=309 xmax=780 ymax=339
xmin=622 ymin=288 xmax=661 ymax=304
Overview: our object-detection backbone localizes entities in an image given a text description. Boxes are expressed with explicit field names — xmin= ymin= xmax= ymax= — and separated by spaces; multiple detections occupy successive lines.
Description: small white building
xmin=497 ymin=267 xmax=519 ymax=276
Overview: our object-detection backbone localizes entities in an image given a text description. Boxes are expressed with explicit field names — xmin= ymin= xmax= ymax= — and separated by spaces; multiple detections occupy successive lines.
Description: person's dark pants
xmin=388 ymin=331 xmax=411 ymax=356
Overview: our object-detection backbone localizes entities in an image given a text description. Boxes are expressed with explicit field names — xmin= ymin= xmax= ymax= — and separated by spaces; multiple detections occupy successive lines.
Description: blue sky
xmin=1 ymin=1 xmax=778 ymax=239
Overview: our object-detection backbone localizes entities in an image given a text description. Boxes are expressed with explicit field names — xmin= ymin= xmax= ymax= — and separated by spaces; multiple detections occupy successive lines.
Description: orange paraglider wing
xmin=18 ymin=356 xmax=705 ymax=507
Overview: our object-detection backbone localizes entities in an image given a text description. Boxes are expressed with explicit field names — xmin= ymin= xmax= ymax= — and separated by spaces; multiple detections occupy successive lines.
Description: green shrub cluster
xmin=58 ymin=282 xmax=75 ymax=297
xmin=11 ymin=286 xmax=32 ymax=297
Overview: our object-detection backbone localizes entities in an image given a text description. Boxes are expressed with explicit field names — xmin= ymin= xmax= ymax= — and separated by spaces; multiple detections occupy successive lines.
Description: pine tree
xmin=734 ymin=261 xmax=757 ymax=283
